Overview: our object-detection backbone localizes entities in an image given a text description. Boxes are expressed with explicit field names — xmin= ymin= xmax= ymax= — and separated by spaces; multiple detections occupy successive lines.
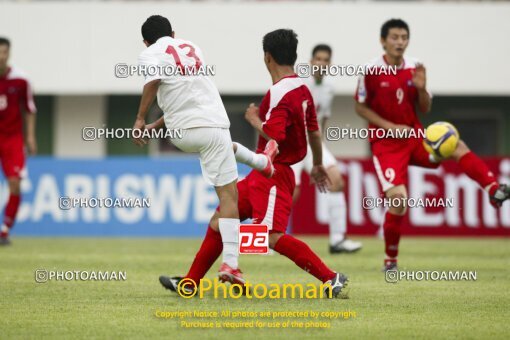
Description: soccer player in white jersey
xmin=292 ymin=45 xmax=362 ymax=254
xmin=131 ymin=15 xmax=277 ymax=285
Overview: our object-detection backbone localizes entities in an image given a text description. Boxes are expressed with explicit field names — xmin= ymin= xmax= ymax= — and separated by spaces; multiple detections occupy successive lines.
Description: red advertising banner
xmin=292 ymin=158 xmax=510 ymax=237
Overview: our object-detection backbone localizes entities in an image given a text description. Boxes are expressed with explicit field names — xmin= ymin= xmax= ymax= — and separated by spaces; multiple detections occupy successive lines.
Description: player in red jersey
xmin=354 ymin=19 xmax=510 ymax=271
xmin=160 ymin=29 xmax=348 ymax=297
xmin=0 ymin=37 xmax=37 ymax=245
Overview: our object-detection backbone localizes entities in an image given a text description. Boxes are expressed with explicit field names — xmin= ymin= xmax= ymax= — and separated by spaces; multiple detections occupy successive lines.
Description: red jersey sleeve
xmin=262 ymin=106 xmax=288 ymax=143
xmin=305 ymin=95 xmax=319 ymax=132
xmin=23 ymin=80 xmax=37 ymax=114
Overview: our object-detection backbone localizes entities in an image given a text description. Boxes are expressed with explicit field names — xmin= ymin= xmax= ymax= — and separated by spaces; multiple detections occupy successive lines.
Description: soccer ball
xmin=423 ymin=121 xmax=460 ymax=159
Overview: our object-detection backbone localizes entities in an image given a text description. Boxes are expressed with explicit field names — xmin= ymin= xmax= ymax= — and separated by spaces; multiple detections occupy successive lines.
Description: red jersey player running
xmin=160 ymin=29 xmax=348 ymax=297
xmin=354 ymin=19 xmax=510 ymax=271
xmin=0 ymin=37 xmax=37 ymax=246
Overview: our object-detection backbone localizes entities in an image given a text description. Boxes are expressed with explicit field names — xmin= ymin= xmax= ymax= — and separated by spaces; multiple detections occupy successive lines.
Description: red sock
xmin=1 ymin=194 xmax=21 ymax=238
xmin=383 ymin=211 xmax=404 ymax=258
xmin=273 ymin=234 xmax=336 ymax=283
xmin=185 ymin=226 xmax=223 ymax=283
xmin=458 ymin=152 xmax=497 ymax=189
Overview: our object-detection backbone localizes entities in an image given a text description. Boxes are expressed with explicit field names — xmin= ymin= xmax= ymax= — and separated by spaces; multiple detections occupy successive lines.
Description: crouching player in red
xmin=0 ymin=37 xmax=37 ymax=245
xmin=160 ymin=29 xmax=348 ymax=297
xmin=355 ymin=19 xmax=510 ymax=271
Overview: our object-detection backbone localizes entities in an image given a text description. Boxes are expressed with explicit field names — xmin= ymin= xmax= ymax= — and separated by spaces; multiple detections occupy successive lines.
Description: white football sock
xmin=218 ymin=218 xmax=240 ymax=269
xmin=328 ymin=192 xmax=347 ymax=245
xmin=233 ymin=142 xmax=267 ymax=170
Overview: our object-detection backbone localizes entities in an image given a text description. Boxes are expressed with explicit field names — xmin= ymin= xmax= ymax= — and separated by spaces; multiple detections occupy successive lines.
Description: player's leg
xmin=232 ymin=141 xmax=278 ymax=178
xmin=290 ymin=159 xmax=304 ymax=204
xmin=372 ymin=140 xmax=412 ymax=271
xmin=199 ymin=128 xmax=244 ymax=277
xmin=215 ymin=179 xmax=243 ymax=279
xmin=413 ymin=138 xmax=510 ymax=207
xmin=159 ymin=172 xmax=253 ymax=294
xmin=159 ymin=176 xmax=252 ymax=292
xmin=449 ymin=140 xmax=510 ymax=207
xmin=159 ymin=210 xmax=223 ymax=293
xmin=0 ymin=177 xmax=21 ymax=245
xmin=320 ymin=146 xmax=362 ymax=254
xmin=251 ymin=171 xmax=347 ymax=297
xmin=269 ymin=231 xmax=348 ymax=298
xmin=168 ymin=127 xmax=241 ymax=277
xmin=381 ymin=184 xmax=408 ymax=271
xmin=181 ymin=210 xmax=223 ymax=285
xmin=0 ymin=136 xmax=25 ymax=245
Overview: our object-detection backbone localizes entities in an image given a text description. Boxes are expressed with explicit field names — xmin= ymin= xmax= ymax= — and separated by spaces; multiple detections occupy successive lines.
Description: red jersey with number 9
xmin=255 ymin=75 xmax=319 ymax=166
xmin=355 ymin=55 xmax=429 ymax=142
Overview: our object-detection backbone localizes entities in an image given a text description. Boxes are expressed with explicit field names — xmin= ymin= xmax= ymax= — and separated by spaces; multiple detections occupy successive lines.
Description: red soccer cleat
xmin=383 ymin=258 xmax=398 ymax=272
xmin=218 ymin=263 xmax=246 ymax=285
xmin=258 ymin=140 xmax=279 ymax=178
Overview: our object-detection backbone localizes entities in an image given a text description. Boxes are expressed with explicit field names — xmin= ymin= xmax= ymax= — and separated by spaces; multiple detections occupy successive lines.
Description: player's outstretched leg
xmin=215 ymin=181 xmax=244 ymax=285
xmin=270 ymin=232 xmax=348 ymax=298
xmin=160 ymin=213 xmax=224 ymax=295
xmin=325 ymin=165 xmax=362 ymax=254
xmin=233 ymin=140 xmax=278 ymax=178
xmin=452 ymin=140 xmax=510 ymax=207
xmin=381 ymin=185 xmax=407 ymax=271
xmin=0 ymin=177 xmax=21 ymax=246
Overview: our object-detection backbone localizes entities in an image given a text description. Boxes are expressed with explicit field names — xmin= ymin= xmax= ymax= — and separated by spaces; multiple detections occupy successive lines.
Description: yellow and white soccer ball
xmin=423 ymin=121 xmax=460 ymax=159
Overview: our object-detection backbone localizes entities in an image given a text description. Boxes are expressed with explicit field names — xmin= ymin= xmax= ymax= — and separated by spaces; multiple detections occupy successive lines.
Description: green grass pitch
xmin=0 ymin=236 xmax=508 ymax=339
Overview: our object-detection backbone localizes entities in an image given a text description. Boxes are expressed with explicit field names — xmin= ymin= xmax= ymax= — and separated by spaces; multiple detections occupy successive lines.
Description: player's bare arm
xmin=321 ymin=117 xmax=328 ymax=138
xmin=412 ymin=64 xmax=432 ymax=113
xmin=133 ymin=79 xmax=160 ymax=147
xmin=308 ymin=129 xmax=330 ymax=193
xmin=355 ymin=101 xmax=412 ymax=133
xmin=145 ymin=115 xmax=165 ymax=131
xmin=244 ymin=103 xmax=271 ymax=141
xmin=25 ymin=111 xmax=37 ymax=155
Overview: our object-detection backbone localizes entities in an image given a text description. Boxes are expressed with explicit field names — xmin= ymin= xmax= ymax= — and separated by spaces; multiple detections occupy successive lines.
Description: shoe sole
xmin=329 ymin=278 xmax=349 ymax=298
xmin=159 ymin=276 xmax=177 ymax=292
xmin=329 ymin=247 xmax=362 ymax=254
xmin=261 ymin=141 xmax=279 ymax=178
xmin=218 ymin=271 xmax=246 ymax=285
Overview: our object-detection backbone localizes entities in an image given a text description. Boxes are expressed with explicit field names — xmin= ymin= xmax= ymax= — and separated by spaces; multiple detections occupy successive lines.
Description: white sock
xmin=233 ymin=142 xmax=267 ymax=170
xmin=328 ymin=192 xmax=346 ymax=246
xmin=218 ymin=218 xmax=240 ymax=269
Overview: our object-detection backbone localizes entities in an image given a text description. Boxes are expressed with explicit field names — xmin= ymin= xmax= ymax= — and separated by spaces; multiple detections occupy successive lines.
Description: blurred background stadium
xmin=1 ymin=0 xmax=509 ymax=237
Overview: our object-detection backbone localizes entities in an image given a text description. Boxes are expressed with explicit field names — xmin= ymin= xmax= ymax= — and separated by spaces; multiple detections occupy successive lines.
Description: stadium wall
xmin=1 ymin=1 xmax=509 ymax=95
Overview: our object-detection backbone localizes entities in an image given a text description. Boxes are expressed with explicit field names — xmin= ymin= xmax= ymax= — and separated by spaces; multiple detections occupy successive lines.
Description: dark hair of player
xmin=312 ymin=44 xmax=332 ymax=58
xmin=380 ymin=19 xmax=410 ymax=39
xmin=0 ymin=37 xmax=10 ymax=48
xmin=262 ymin=29 xmax=298 ymax=66
xmin=141 ymin=15 xmax=173 ymax=45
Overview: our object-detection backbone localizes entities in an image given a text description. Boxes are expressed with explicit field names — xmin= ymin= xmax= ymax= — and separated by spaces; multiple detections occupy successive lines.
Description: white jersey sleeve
xmin=138 ymin=50 xmax=162 ymax=84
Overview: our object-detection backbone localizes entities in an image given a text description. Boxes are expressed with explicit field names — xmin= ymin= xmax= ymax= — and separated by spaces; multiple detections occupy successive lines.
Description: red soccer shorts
xmin=0 ymin=133 xmax=25 ymax=178
xmin=371 ymin=137 xmax=440 ymax=192
xmin=218 ymin=164 xmax=295 ymax=233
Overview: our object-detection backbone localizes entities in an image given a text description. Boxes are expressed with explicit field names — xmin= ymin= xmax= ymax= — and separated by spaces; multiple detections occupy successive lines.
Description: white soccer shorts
xmin=170 ymin=127 xmax=238 ymax=187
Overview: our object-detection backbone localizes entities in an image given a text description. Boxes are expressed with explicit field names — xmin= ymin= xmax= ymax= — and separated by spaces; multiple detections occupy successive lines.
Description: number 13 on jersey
xmin=165 ymin=44 xmax=202 ymax=73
